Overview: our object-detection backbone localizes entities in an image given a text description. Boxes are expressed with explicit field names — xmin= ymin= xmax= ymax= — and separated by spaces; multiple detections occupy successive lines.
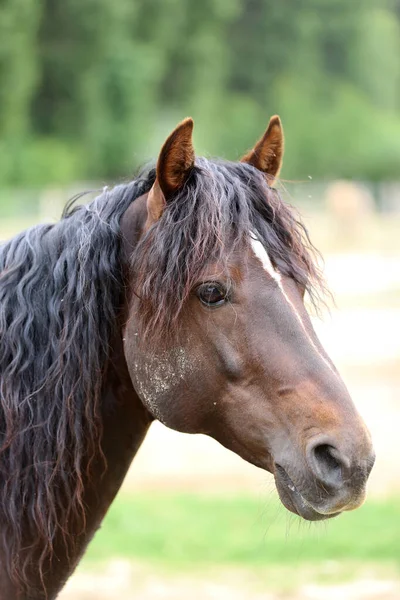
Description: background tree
xmin=0 ymin=0 xmax=399 ymax=187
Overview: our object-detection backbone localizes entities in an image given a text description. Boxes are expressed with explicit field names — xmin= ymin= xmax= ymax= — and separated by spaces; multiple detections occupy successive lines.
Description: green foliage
xmin=0 ymin=137 xmax=83 ymax=186
xmin=0 ymin=0 xmax=41 ymax=139
xmin=0 ymin=0 xmax=399 ymax=186
xmin=84 ymin=492 xmax=400 ymax=567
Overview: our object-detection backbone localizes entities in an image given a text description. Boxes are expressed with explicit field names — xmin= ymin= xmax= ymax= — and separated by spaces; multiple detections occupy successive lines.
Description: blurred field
xmin=1 ymin=205 xmax=400 ymax=599
xmin=82 ymin=493 xmax=400 ymax=568
xmin=59 ymin=493 xmax=400 ymax=600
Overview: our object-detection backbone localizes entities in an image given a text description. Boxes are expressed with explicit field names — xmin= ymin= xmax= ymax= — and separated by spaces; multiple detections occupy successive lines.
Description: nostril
xmin=309 ymin=442 xmax=347 ymax=488
xmin=315 ymin=444 xmax=341 ymax=472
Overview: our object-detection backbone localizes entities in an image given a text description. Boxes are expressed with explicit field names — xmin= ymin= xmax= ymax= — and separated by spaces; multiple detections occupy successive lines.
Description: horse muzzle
xmin=273 ymin=434 xmax=376 ymax=521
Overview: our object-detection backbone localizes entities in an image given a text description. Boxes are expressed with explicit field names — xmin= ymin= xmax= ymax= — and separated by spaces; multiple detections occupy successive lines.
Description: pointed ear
xmin=241 ymin=115 xmax=284 ymax=185
xmin=146 ymin=118 xmax=195 ymax=225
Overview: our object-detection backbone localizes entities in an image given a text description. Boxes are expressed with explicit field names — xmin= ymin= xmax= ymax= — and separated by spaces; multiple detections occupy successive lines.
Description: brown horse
xmin=0 ymin=116 xmax=374 ymax=599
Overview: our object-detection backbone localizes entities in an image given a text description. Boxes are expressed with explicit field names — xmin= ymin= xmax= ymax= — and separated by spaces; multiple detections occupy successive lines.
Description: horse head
xmin=121 ymin=117 xmax=375 ymax=521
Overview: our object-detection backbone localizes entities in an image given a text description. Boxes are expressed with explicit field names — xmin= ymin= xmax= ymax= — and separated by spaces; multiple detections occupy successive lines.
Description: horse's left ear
xmin=147 ymin=118 xmax=195 ymax=225
xmin=241 ymin=115 xmax=284 ymax=185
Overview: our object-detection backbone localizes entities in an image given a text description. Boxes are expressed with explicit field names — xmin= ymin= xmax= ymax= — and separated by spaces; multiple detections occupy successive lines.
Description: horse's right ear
xmin=147 ymin=118 xmax=195 ymax=225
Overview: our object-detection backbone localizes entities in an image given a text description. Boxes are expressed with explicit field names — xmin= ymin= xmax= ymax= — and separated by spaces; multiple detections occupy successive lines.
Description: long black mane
xmin=0 ymin=174 xmax=153 ymax=590
xmin=0 ymin=159 xmax=324 ymax=592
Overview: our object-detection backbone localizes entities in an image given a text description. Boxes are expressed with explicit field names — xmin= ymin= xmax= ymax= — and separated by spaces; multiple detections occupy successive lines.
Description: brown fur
xmin=241 ymin=115 xmax=284 ymax=184
xmin=147 ymin=118 xmax=195 ymax=226
xmin=147 ymin=117 xmax=195 ymax=227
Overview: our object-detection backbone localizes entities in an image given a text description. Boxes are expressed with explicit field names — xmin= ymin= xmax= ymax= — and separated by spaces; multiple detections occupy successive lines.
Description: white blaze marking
xmin=250 ymin=234 xmax=281 ymax=283
xmin=249 ymin=233 xmax=336 ymax=374
xmin=250 ymin=232 xmax=303 ymax=317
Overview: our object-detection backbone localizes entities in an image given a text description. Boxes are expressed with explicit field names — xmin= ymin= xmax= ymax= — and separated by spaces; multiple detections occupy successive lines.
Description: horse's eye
xmin=197 ymin=282 xmax=227 ymax=307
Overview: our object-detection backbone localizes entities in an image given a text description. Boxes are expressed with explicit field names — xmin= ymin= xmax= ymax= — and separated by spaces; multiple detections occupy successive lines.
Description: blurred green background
xmin=1 ymin=1 xmax=400 ymax=599
xmin=1 ymin=0 xmax=400 ymax=188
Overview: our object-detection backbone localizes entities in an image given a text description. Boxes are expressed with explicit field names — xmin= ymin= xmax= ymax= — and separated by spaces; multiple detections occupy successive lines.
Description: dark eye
xmin=197 ymin=282 xmax=227 ymax=307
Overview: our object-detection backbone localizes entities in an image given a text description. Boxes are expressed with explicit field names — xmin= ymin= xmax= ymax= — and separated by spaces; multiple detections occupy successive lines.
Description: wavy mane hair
xmin=132 ymin=158 xmax=326 ymax=340
xmin=0 ymin=175 xmax=152 ymax=591
xmin=0 ymin=158 xmax=325 ymax=593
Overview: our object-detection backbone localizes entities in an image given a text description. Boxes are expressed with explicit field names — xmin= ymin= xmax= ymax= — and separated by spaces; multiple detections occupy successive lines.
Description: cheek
xmin=123 ymin=334 xmax=211 ymax=432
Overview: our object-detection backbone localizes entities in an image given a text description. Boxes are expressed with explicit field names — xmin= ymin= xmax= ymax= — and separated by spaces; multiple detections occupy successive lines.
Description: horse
xmin=0 ymin=115 xmax=375 ymax=599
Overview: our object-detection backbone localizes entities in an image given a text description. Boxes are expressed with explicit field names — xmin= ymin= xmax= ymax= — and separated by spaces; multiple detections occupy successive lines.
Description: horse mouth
xmin=274 ymin=465 xmax=340 ymax=521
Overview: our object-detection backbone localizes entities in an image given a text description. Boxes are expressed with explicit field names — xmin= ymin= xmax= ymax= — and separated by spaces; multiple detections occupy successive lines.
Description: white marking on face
xmin=250 ymin=233 xmax=281 ymax=283
xmin=249 ymin=233 xmax=336 ymax=374
xmin=250 ymin=232 xmax=305 ymax=321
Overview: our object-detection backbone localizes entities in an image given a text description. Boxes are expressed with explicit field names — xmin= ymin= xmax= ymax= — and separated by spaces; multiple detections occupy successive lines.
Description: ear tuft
xmin=241 ymin=115 xmax=284 ymax=185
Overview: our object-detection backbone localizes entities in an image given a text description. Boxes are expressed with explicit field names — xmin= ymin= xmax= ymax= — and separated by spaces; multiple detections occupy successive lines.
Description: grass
xmin=83 ymin=492 xmax=400 ymax=570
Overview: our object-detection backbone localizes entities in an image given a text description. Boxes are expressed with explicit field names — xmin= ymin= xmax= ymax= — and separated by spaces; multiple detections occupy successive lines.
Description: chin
xmin=274 ymin=466 xmax=341 ymax=522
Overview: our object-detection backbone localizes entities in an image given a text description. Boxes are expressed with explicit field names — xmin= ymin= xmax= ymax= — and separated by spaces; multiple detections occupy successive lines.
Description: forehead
xmin=195 ymin=234 xmax=282 ymax=286
xmin=249 ymin=234 xmax=281 ymax=282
